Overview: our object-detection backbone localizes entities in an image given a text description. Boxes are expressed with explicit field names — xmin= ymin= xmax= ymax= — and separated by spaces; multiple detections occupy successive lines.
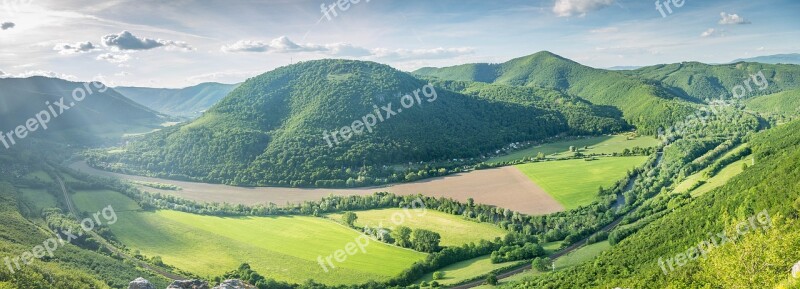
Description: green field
xmin=672 ymin=144 xmax=753 ymax=197
xmin=19 ymin=188 xmax=58 ymax=214
xmin=327 ymin=208 xmax=507 ymax=247
xmin=72 ymin=190 xmax=426 ymax=285
xmin=690 ymin=156 xmax=752 ymax=197
xmin=515 ymin=157 xmax=648 ymax=209
xmin=417 ymin=255 xmax=518 ymax=286
xmin=473 ymin=241 xmax=611 ymax=289
xmin=489 ymin=134 xmax=658 ymax=164
xmin=23 ymin=171 xmax=54 ymax=184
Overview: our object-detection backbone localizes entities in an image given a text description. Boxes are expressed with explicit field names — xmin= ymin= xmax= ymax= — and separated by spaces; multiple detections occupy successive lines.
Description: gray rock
xmin=168 ymin=279 xmax=210 ymax=289
xmin=128 ymin=277 xmax=156 ymax=289
xmin=792 ymin=261 xmax=800 ymax=279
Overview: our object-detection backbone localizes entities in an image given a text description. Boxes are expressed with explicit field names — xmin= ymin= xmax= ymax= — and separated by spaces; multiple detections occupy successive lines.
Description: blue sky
xmin=0 ymin=0 xmax=797 ymax=87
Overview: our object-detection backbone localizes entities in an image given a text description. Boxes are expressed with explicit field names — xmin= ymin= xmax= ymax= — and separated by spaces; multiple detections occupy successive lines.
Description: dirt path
xmin=69 ymin=161 xmax=563 ymax=215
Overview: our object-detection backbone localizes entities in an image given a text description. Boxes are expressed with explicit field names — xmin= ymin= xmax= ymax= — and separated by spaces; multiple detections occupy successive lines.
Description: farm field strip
xmin=417 ymin=255 xmax=519 ymax=286
xmin=471 ymin=241 xmax=612 ymax=289
xmin=489 ymin=135 xmax=659 ymax=164
xmin=327 ymin=208 xmax=508 ymax=247
xmin=515 ymin=157 xmax=649 ymax=209
xmin=71 ymin=190 xmax=426 ymax=285
xmin=69 ymin=162 xmax=563 ymax=215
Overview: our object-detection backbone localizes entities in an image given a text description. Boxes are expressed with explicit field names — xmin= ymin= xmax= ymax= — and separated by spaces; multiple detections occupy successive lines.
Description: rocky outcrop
xmin=128 ymin=278 xmax=156 ymax=289
xmin=168 ymin=279 xmax=210 ymax=289
xmin=212 ymin=279 xmax=256 ymax=289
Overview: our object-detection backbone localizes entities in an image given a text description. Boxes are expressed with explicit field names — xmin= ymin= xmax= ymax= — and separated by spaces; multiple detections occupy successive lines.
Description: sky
xmin=0 ymin=0 xmax=798 ymax=88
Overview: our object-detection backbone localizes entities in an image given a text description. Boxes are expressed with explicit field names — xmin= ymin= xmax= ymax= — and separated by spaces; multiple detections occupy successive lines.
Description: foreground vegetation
xmin=505 ymin=116 xmax=800 ymax=288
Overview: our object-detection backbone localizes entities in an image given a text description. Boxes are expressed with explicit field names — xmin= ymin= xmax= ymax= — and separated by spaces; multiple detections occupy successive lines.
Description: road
xmin=55 ymin=175 xmax=187 ymax=281
xmin=450 ymin=152 xmax=663 ymax=288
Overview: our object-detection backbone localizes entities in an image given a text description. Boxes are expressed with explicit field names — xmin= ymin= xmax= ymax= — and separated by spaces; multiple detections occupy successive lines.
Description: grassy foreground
xmin=71 ymin=190 xmax=426 ymax=285
xmin=327 ymin=208 xmax=507 ymax=247
xmin=515 ymin=157 xmax=647 ymax=209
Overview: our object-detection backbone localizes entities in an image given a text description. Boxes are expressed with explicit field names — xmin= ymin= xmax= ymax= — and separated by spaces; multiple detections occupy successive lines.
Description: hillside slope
xmin=628 ymin=61 xmax=800 ymax=101
xmin=414 ymin=51 xmax=698 ymax=134
xmin=506 ymin=119 xmax=800 ymax=288
xmin=90 ymin=59 xmax=629 ymax=187
xmin=0 ymin=77 xmax=165 ymax=147
xmin=0 ymin=149 xmax=170 ymax=288
xmin=746 ymin=88 xmax=800 ymax=116
xmin=115 ymin=82 xmax=239 ymax=118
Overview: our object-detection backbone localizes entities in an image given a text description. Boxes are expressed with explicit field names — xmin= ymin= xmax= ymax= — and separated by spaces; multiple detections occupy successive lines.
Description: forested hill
xmin=507 ymin=119 xmax=800 ymax=288
xmin=626 ymin=61 xmax=800 ymax=101
xmin=414 ymin=51 xmax=698 ymax=134
xmin=115 ymin=82 xmax=239 ymax=118
xmin=89 ymin=59 xmax=629 ymax=187
xmin=0 ymin=77 xmax=165 ymax=147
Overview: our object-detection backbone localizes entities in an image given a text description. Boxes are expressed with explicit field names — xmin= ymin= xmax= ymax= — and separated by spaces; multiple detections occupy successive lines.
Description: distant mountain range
xmin=115 ymin=82 xmax=239 ymax=118
xmin=0 ymin=77 xmax=165 ymax=147
xmin=414 ymin=51 xmax=697 ymax=134
xmin=80 ymin=51 xmax=800 ymax=187
xmin=732 ymin=53 xmax=800 ymax=65
xmin=89 ymin=56 xmax=632 ymax=187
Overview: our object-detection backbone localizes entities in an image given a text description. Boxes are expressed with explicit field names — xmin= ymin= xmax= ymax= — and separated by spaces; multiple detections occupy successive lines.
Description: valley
xmin=1 ymin=2 xmax=799 ymax=287
xmin=70 ymin=132 xmax=656 ymax=216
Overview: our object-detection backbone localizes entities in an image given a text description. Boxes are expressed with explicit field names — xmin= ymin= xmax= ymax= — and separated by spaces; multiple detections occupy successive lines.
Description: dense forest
xmin=414 ymin=51 xmax=699 ymax=135
xmin=87 ymin=59 xmax=632 ymax=187
xmin=83 ymin=54 xmax=800 ymax=188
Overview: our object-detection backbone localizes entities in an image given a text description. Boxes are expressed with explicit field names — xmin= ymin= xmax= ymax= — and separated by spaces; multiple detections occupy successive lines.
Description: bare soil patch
xmin=69 ymin=162 xmax=563 ymax=215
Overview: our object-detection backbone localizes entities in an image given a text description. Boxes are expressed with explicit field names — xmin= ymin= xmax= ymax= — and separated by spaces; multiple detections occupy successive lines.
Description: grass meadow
xmin=417 ymin=255 xmax=519 ymax=286
xmin=327 ymin=208 xmax=508 ymax=247
xmin=489 ymin=134 xmax=658 ymax=164
xmin=71 ymin=190 xmax=426 ymax=285
xmin=515 ymin=157 xmax=648 ymax=209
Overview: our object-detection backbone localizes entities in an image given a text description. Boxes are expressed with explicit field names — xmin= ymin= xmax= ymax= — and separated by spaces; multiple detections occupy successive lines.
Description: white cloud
xmin=101 ymin=31 xmax=194 ymax=51
xmin=719 ymin=12 xmax=751 ymax=25
xmin=53 ymin=42 xmax=98 ymax=55
xmin=553 ymin=0 xmax=614 ymax=17
xmin=701 ymin=28 xmax=720 ymax=38
xmin=114 ymin=71 xmax=130 ymax=77
xmin=96 ymin=53 xmax=131 ymax=63
xmin=220 ymin=40 xmax=373 ymax=56
xmin=221 ymin=36 xmax=473 ymax=60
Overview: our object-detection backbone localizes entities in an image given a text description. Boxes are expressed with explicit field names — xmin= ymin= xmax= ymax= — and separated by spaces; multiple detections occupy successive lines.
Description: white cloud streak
xmin=553 ymin=0 xmax=614 ymax=17
xmin=221 ymin=36 xmax=473 ymax=60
